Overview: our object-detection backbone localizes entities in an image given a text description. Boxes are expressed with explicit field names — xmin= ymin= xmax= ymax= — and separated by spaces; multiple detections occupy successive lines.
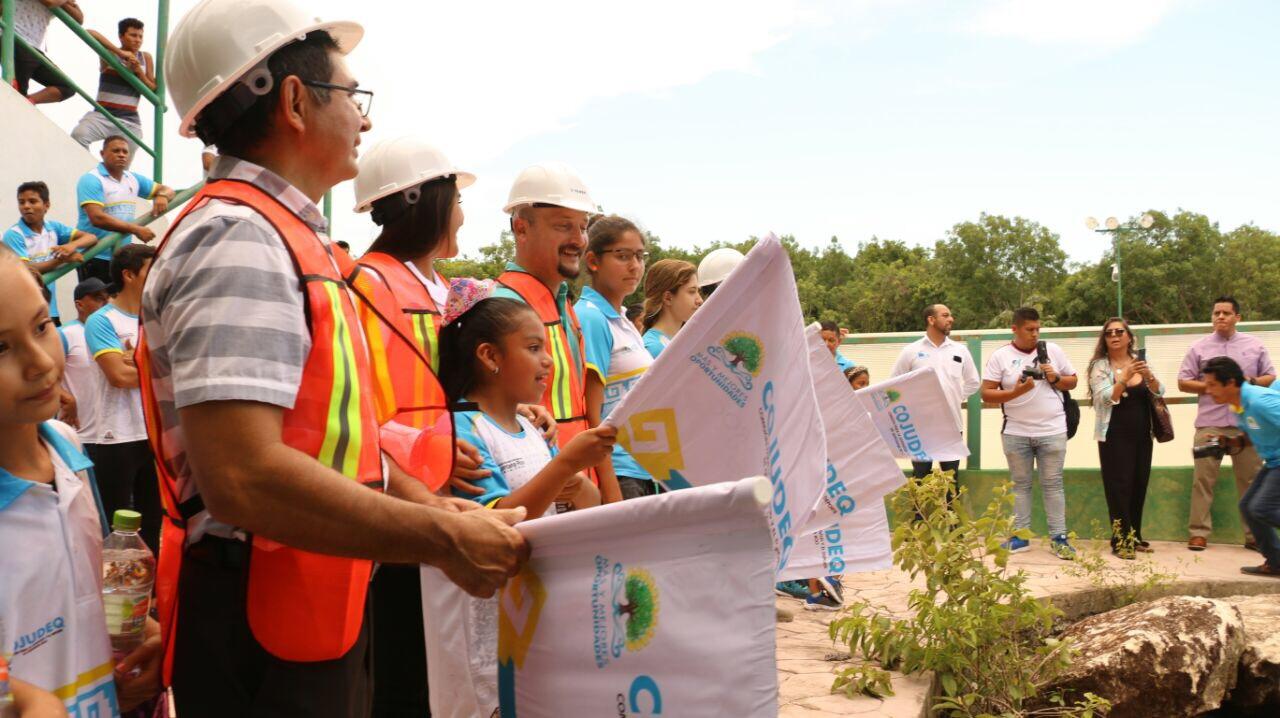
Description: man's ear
xmin=276 ymin=75 xmax=309 ymax=135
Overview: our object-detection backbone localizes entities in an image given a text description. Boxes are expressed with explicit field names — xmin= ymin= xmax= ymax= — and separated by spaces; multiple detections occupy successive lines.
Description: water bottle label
xmin=0 ymin=652 xmax=11 ymax=710
xmin=103 ymin=593 xmax=150 ymax=636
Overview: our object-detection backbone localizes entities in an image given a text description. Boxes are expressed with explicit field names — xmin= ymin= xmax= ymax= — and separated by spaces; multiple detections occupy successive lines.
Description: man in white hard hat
xmin=697 ymin=246 xmax=745 ymax=298
xmin=496 ymin=163 xmax=622 ymax=503
xmin=137 ymin=1 xmax=528 ymax=714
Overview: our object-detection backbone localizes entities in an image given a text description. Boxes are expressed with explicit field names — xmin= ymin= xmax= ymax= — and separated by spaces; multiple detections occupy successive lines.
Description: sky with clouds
xmin=35 ymin=0 xmax=1280 ymax=264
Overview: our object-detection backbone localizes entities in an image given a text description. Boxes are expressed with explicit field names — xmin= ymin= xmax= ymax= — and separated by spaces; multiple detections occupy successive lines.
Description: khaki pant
xmin=1189 ymin=426 xmax=1263 ymax=542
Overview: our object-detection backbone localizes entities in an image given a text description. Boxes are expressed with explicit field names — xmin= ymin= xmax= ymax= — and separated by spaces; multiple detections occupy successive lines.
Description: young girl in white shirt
xmin=421 ymin=283 xmax=615 ymax=717
xmin=0 ymin=251 xmax=161 ymax=717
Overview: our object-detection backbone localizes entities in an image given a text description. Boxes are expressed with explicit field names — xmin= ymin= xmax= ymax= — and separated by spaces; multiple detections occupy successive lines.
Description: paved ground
xmin=775 ymin=539 xmax=1280 ymax=717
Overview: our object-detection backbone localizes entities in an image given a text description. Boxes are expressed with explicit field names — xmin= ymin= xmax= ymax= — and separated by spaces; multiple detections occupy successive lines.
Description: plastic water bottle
xmin=0 ymin=618 xmax=12 ymax=715
xmin=102 ymin=510 xmax=155 ymax=657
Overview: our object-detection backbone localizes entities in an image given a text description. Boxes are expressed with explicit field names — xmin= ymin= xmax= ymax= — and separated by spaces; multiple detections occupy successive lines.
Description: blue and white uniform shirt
xmin=576 ymin=286 xmax=654 ymax=482
xmin=3 ymin=218 xmax=78 ymax=318
xmin=75 ymin=164 xmax=157 ymax=255
xmin=452 ymin=409 xmax=559 ymax=518
xmin=0 ymin=421 xmax=119 ymax=717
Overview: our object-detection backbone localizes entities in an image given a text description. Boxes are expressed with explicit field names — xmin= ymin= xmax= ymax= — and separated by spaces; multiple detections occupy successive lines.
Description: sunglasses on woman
xmin=1104 ymin=328 xmax=1128 ymax=337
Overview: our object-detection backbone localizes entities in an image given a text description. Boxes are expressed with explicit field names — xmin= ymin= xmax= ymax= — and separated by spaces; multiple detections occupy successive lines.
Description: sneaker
xmin=817 ymin=575 xmax=844 ymax=605
xmin=1051 ymin=535 xmax=1076 ymax=561
xmin=1188 ymin=536 xmax=1207 ymax=551
xmin=1111 ymin=546 xmax=1136 ymax=560
xmin=1000 ymin=536 xmax=1030 ymax=554
xmin=774 ymin=581 xmax=809 ymax=599
xmin=803 ymin=592 xmax=842 ymax=611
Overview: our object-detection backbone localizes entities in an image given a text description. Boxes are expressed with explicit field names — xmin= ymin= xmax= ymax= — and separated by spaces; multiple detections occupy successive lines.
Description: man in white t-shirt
xmin=981 ymin=307 xmax=1078 ymax=559
xmin=891 ymin=304 xmax=979 ymax=493
xmin=84 ymin=244 xmax=161 ymax=551
xmin=57 ymin=277 xmax=111 ymax=450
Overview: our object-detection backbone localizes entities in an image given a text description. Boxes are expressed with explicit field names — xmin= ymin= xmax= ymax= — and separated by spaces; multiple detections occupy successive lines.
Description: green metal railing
xmin=2 ymin=0 xmax=170 ymax=181
xmin=842 ymin=321 xmax=1280 ymax=469
xmin=40 ymin=182 xmax=203 ymax=285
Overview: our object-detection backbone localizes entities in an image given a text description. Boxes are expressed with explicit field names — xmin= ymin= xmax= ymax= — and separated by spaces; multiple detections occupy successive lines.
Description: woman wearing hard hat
xmin=348 ymin=137 xmax=475 ymax=718
xmin=640 ymin=259 xmax=702 ymax=358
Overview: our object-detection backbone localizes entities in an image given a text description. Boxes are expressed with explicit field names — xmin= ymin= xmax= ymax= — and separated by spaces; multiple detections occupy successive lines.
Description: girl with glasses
xmin=576 ymin=216 xmax=660 ymax=499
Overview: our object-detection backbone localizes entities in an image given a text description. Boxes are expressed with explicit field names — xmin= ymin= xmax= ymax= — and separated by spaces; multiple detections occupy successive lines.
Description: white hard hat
xmin=353 ymin=137 xmax=475 ymax=214
xmin=503 ymin=162 xmax=597 ymax=215
xmin=166 ymin=0 xmax=363 ymax=138
xmin=697 ymin=247 xmax=745 ymax=287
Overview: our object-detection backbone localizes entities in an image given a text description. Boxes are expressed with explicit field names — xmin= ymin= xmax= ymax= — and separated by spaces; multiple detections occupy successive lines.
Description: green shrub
xmin=828 ymin=470 xmax=1110 ymax=717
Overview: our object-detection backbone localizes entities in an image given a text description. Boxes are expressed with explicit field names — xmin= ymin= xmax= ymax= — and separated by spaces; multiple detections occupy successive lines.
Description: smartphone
xmin=1137 ymin=348 xmax=1147 ymax=362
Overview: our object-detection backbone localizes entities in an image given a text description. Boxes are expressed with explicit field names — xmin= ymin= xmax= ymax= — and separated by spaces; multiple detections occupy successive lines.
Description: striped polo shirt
xmin=140 ymin=156 xmax=324 ymax=543
xmin=95 ymin=51 xmax=150 ymax=124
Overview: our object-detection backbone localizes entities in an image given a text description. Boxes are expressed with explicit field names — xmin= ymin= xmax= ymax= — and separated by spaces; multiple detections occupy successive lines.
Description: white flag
xmin=452 ymin=478 xmax=777 ymax=717
xmin=605 ymin=234 xmax=827 ymax=575
xmin=854 ymin=367 xmax=969 ymax=463
xmin=779 ymin=326 xmax=903 ymax=581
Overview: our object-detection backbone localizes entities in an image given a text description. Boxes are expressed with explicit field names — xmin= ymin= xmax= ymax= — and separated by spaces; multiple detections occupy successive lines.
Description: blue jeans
xmin=1002 ymin=433 xmax=1068 ymax=537
xmin=1239 ymin=466 xmax=1280 ymax=567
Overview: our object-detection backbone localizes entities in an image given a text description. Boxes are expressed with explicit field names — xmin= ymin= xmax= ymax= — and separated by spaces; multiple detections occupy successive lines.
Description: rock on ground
xmin=1037 ymin=595 xmax=1245 ymax=718
xmin=1221 ymin=593 xmax=1280 ymax=714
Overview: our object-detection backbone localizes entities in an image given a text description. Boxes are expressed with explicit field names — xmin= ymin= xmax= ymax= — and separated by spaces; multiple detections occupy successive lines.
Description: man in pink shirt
xmin=1178 ymin=296 xmax=1276 ymax=551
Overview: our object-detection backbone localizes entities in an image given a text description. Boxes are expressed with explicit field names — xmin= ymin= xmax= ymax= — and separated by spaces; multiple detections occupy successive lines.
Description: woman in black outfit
xmin=1088 ymin=318 xmax=1164 ymax=558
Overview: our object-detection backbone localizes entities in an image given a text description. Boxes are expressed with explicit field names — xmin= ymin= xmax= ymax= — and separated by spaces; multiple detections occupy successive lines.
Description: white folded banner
xmin=421 ymin=478 xmax=779 ymax=718
xmin=854 ymin=366 xmax=969 ymax=463
xmin=779 ymin=326 xmax=903 ymax=581
xmin=605 ymin=234 xmax=827 ymax=575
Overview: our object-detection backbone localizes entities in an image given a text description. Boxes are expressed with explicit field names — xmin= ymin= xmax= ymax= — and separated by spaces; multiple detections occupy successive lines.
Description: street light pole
xmin=1114 ymin=235 xmax=1123 ymax=317
xmin=1085 ymin=214 xmax=1154 ymax=319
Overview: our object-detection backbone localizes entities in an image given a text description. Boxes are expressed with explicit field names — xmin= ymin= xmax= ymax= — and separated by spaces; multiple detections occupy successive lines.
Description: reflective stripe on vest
xmin=138 ymin=179 xmax=383 ymax=675
xmin=497 ymin=271 xmax=589 ymax=450
xmin=346 ymin=252 xmax=455 ymax=491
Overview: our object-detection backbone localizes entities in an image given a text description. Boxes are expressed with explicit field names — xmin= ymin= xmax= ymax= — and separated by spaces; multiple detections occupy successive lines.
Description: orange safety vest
xmin=137 ymin=179 xmax=384 ymax=681
xmin=347 ymin=251 xmax=454 ymax=491
xmin=497 ymin=270 xmax=589 ymax=450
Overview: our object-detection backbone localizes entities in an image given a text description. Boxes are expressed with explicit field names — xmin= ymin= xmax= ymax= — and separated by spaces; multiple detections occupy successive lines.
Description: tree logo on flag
xmin=871 ymin=389 xmax=902 ymax=411
xmin=707 ymin=331 xmax=765 ymax=390
xmin=617 ymin=568 xmax=659 ymax=652
xmin=593 ymin=558 xmax=661 ymax=667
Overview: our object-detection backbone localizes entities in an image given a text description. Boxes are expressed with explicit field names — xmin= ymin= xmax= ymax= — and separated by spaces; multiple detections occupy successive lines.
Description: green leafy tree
xmin=437 ymin=231 xmax=515 ymax=280
xmin=933 ymin=214 xmax=1068 ymax=328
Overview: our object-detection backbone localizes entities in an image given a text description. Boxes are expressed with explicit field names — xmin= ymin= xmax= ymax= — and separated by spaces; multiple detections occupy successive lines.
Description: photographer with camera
xmin=1199 ymin=357 xmax=1280 ymax=577
xmin=1178 ymin=296 xmax=1276 ymax=552
xmin=982 ymin=307 xmax=1079 ymax=560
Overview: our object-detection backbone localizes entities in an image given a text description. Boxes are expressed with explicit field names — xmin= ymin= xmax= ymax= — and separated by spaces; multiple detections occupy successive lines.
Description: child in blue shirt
xmin=422 ymin=285 xmax=615 ymax=716
xmin=438 ymin=286 xmax=615 ymax=517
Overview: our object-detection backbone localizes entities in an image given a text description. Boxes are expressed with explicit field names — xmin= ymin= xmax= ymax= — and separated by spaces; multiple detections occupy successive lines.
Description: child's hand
xmin=559 ymin=426 xmax=616 ymax=474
